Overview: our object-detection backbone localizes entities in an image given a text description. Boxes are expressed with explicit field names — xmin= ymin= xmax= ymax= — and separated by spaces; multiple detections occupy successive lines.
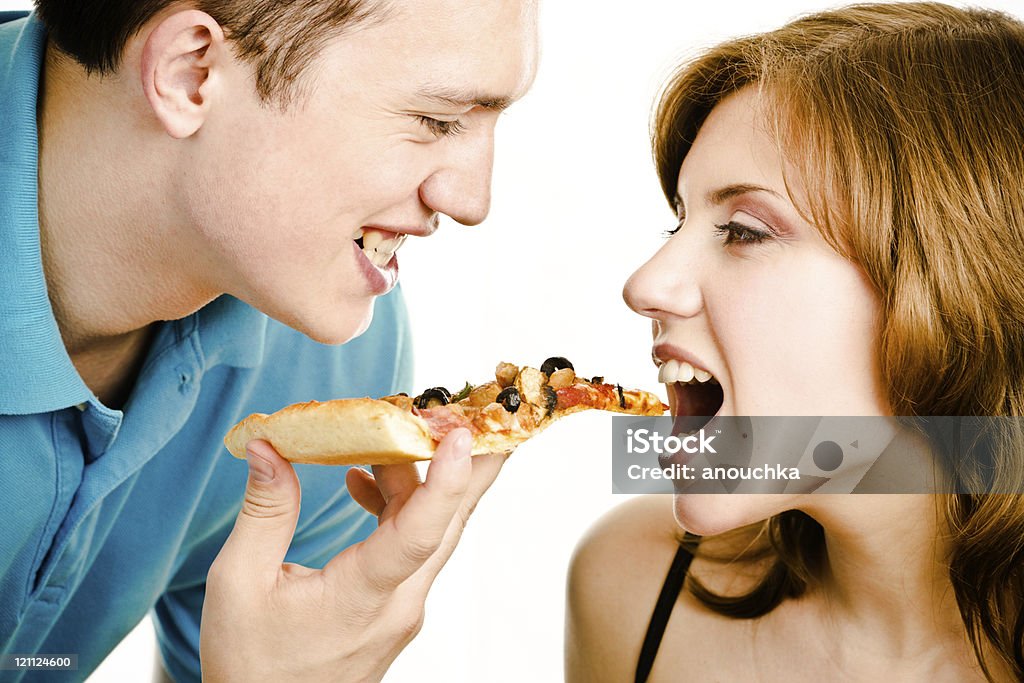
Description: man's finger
xmin=326 ymin=428 xmax=472 ymax=595
xmin=347 ymin=467 xmax=387 ymax=517
xmin=370 ymin=462 xmax=422 ymax=505
xmin=216 ymin=439 xmax=302 ymax=575
xmin=405 ymin=451 xmax=509 ymax=588
xmin=462 ymin=452 xmax=508 ymax=516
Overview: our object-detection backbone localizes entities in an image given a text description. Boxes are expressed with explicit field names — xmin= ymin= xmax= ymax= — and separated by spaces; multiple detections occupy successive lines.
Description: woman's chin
xmin=672 ymin=493 xmax=798 ymax=537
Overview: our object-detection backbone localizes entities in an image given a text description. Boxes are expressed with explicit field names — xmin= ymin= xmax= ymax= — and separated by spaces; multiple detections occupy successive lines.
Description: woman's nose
xmin=623 ymin=235 xmax=705 ymax=321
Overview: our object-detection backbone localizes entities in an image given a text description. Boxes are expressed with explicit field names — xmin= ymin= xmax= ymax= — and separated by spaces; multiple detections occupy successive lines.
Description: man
xmin=0 ymin=0 xmax=537 ymax=680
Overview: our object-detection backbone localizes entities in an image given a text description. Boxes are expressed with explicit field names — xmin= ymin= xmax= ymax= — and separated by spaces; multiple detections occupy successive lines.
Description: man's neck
xmin=37 ymin=45 xmax=216 ymax=406
xmin=66 ymin=327 xmax=158 ymax=409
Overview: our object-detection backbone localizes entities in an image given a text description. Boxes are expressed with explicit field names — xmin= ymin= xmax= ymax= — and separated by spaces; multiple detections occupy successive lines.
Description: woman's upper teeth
xmin=658 ymin=359 xmax=717 ymax=385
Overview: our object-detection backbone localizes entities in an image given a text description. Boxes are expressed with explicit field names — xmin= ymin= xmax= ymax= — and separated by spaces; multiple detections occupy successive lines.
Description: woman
xmin=567 ymin=3 xmax=1024 ymax=681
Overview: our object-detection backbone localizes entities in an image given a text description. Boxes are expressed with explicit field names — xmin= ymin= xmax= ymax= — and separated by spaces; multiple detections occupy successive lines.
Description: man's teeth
xmin=359 ymin=231 xmax=407 ymax=267
xmin=658 ymin=359 xmax=718 ymax=385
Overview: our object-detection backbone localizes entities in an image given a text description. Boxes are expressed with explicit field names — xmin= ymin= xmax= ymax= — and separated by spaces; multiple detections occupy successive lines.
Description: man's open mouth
xmin=659 ymin=359 xmax=724 ymax=434
xmin=354 ymin=228 xmax=407 ymax=268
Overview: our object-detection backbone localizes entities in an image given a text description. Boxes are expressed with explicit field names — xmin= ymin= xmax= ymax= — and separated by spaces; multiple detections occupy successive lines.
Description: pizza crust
xmin=224 ymin=398 xmax=437 ymax=465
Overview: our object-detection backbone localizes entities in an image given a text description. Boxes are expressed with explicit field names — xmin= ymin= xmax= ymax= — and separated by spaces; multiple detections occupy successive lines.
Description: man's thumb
xmin=219 ymin=439 xmax=301 ymax=571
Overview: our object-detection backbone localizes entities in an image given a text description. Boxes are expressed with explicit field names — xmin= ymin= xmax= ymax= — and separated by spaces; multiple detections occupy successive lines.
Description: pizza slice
xmin=224 ymin=357 xmax=666 ymax=465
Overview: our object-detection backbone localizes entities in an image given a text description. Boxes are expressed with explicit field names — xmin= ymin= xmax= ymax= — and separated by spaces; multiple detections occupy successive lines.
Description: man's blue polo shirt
xmin=0 ymin=14 xmax=414 ymax=682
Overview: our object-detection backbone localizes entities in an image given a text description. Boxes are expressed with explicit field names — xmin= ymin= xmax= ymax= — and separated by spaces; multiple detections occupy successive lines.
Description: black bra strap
xmin=635 ymin=536 xmax=697 ymax=683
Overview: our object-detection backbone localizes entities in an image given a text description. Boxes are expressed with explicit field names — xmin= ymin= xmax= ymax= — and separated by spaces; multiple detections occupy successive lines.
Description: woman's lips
xmin=652 ymin=342 xmax=714 ymax=378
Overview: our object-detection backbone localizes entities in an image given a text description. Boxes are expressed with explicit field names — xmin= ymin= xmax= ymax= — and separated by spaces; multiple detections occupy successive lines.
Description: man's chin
xmin=277 ymin=300 xmax=376 ymax=346
xmin=307 ymin=311 xmax=375 ymax=345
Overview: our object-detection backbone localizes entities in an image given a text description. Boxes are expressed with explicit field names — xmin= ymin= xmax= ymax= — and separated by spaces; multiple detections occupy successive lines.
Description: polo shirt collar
xmin=0 ymin=15 xmax=268 ymax=416
xmin=0 ymin=14 xmax=90 ymax=416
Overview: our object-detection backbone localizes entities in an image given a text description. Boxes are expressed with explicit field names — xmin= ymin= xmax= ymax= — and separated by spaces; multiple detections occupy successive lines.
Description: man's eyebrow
xmin=415 ymin=85 xmax=515 ymax=112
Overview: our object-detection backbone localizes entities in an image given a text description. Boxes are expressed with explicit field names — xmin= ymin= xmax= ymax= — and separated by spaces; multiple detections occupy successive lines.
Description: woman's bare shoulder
xmin=573 ymin=494 xmax=681 ymax=565
xmin=566 ymin=495 xmax=690 ymax=682
xmin=566 ymin=497 xmax=772 ymax=682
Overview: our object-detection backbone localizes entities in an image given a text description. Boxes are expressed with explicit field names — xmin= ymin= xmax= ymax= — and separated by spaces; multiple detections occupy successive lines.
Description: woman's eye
xmin=714 ymin=220 xmax=772 ymax=245
xmin=416 ymin=116 xmax=467 ymax=138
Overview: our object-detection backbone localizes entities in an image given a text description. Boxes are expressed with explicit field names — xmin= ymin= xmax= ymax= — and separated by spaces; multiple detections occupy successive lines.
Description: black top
xmin=635 ymin=537 xmax=698 ymax=683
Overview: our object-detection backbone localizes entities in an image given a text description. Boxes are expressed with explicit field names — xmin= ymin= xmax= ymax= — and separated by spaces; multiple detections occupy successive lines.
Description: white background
xmin=3 ymin=0 xmax=1022 ymax=681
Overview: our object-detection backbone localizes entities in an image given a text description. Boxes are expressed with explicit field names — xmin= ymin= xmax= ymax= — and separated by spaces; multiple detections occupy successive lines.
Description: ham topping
xmin=414 ymin=405 xmax=476 ymax=441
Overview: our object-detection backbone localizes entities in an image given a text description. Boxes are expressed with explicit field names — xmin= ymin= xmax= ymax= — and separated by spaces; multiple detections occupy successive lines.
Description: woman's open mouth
xmin=658 ymin=358 xmax=724 ymax=434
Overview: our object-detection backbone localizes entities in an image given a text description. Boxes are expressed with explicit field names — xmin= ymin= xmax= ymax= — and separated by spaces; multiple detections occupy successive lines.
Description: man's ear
xmin=140 ymin=10 xmax=226 ymax=139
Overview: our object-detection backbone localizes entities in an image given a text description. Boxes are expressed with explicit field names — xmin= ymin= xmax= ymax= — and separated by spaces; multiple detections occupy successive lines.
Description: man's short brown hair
xmin=33 ymin=0 xmax=387 ymax=105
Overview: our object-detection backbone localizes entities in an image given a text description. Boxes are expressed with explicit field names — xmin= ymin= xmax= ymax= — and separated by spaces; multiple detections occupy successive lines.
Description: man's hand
xmin=200 ymin=428 xmax=505 ymax=682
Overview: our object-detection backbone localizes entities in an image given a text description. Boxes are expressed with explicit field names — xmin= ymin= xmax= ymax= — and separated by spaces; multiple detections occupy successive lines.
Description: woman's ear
xmin=140 ymin=10 xmax=226 ymax=139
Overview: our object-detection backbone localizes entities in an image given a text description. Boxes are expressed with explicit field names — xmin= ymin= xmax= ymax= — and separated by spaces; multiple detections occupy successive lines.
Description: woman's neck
xmin=801 ymin=494 xmax=979 ymax=672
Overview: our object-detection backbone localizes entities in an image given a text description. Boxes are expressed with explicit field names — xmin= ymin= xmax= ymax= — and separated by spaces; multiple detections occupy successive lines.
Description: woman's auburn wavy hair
xmin=652 ymin=2 xmax=1024 ymax=679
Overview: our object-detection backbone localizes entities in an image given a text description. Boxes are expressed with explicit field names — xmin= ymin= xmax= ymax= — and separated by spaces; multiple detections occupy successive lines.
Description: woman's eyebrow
xmin=673 ymin=183 xmax=785 ymax=215
xmin=706 ymin=183 xmax=784 ymax=205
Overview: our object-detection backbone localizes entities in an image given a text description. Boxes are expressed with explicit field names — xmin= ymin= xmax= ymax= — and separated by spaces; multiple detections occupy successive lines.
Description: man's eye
xmin=714 ymin=221 xmax=772 ymax=245
xmin=416 ymin=116 xmax=466 ymax=138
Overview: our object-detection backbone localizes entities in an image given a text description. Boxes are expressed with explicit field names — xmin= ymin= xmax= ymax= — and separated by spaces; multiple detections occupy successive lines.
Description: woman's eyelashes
xmin=714 ymin=220 xmax=773 ymax=245
xmin=662 ymin=218 xmax=775 ymax=245
xmin=416 ymin=115 xmax=467 ymax=138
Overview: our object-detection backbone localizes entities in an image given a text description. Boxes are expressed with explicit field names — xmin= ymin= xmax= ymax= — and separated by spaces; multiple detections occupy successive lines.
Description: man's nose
xmin=418 ymin=126 xmax=495 ymax=226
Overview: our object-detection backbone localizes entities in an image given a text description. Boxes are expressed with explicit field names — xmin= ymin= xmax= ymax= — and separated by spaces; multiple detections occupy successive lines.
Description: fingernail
xmin=453 ymin=429 xmax=471 ymax=460
xmin=247 ymin=447 xmax=275 ymax=483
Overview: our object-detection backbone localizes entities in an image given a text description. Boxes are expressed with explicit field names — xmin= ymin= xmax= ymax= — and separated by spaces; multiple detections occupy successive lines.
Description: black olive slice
xmin=616 ymin=384 xmax=626 ymax=409
xmin=496 ymin=386 xmax=521 ymax=413
xmin=540 ymin=356 xmax=574 ymax=377
xmin=414 ymin=387 xmax=451 ymax=409
xmin=544 ymin=385 xmax=558 ymax=417
xmin=590 ymin=376 xmax=604 ymax=384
